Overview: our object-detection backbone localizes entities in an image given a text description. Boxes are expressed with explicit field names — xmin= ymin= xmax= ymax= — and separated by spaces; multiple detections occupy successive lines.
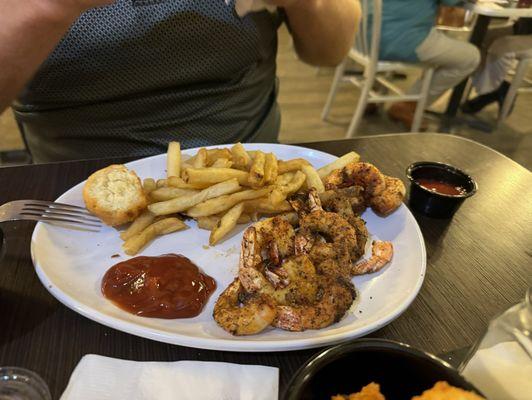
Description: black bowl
xmin=406 ymin=162 xmax=477 ymax=218
xmin=283 ymin=339 xmax=482 ymax=400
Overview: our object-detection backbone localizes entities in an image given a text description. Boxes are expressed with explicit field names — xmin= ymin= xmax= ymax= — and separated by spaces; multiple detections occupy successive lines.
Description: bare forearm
xmin=284 ymin=0 xmax=361 ymax=67
xmin=0 ymin=1 xmax=111 ymax=113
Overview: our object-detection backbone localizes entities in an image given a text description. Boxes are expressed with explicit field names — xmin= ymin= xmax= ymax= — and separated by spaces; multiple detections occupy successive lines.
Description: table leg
xmin=445 ymin=15 xmax=491 ymax=118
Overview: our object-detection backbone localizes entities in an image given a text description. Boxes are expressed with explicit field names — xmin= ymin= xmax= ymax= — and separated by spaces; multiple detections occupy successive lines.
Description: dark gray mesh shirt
xmin=13 ymin=0 xmax=282 ymax=162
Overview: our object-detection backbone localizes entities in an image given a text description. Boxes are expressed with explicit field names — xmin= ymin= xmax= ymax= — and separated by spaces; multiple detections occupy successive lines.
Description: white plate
xmin=31 ymin=143 xmax=426 ymax=352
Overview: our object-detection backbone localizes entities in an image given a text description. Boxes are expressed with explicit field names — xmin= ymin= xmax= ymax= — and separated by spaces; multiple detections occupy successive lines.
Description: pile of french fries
xmin=120 ymin=142 xmax=360 ymax=255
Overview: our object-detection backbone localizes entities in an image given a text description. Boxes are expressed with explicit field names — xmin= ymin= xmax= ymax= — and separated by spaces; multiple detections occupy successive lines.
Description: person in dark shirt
xmin=0 ymin=0 xmax=361 ymax=162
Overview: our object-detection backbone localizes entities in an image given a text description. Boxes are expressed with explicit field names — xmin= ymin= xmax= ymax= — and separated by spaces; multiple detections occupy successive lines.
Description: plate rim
xmin=31 ymin=143 xmax=426 ymax=352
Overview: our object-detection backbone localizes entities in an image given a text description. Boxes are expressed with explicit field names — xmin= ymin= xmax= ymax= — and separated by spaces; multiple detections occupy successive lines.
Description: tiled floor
xmin=1 ymin=26 xmax=531 ymax=169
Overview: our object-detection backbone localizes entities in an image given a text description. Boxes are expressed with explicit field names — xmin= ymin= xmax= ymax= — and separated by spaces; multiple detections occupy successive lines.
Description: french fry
xmin=181 ymin=162 xmax=193 ymax=173
xmin=196 ymin=212 xmax=251 ymax=230
xmin=249 ymin=151 xmax=266 ymax=188
xmin=301 ymin=165 xmax=325 ymax=193
xmin=209 ymin=203 xmax=245 ymax=245
xmin=249 ymin=211 xmax=260 ymax=222
xmin=237 ymin=213 xmax=251 ymax=224
xmin=317 ymin=151 xmax=360 ymax=179
xmin=180 ymin=153 xmax=194 ymax=173
xmin=167 ymin=176 xmax=211 ymax=189
xmin=123 ymin=217 xmax=187 ymax=255
xmin=120 ymin=210 xmax=156 ymax=241
xmin=231 ymin=143 xmax=251 ymax=170
xmin=244 ymin=198 xmax=292 ymax=214
xmin=166 ymin=141 xmax=181 ymax=178
xmin=263 ymin=153 xmax=278 ymax=185
xmin=196 ymin=215 xmax=221 ymax=231
xmin=156 ymin=179 xmax=167 ymax=188
xmin=278 ymin=171 xmax=306 ymax=196
xmin=211 ymin=158 xmax=233 ymax=168
xmin=275 ymin=172 xmax=295 ymax=186
xmin=183 ymin=168 xmax=249 ymax=186
xmin=186 ymin=187 xmax=272 ymax=217
xmin=150 ymin=187 xmax=199 ymax=202
xmin=148 ymin=179 xmax=241 ymax=215
xmin=206 ymin=148 xmax=232 ymax=165
xmin=247 ymin=150 xmax=259 ymax=160
xmin=268 ymin=188 xmax=287 ymax=205
xmin=193 ymin=148 xmax=208 ymax=168
xmin=278 ymin=158 xmax=311 ymax=174
xmin=143 ymin=178 xmax=156 ymax=194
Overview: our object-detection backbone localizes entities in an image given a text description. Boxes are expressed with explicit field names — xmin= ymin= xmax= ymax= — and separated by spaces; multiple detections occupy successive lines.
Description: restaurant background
xmin=1 ymin=26 xmax=531 ymax=169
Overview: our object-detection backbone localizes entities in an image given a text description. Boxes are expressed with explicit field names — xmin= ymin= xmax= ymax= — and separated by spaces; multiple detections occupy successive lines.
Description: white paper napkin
xmin=462 ymin=341 xmax=532 ymax=400
xmin=60 ymin=355 xmax=279 ymax=400
xmin=228 ymin=0 xmax=277 ymax=17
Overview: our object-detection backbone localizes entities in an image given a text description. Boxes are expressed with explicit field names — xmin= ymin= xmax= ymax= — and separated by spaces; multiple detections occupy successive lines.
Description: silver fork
xmin=0 ymin=200 xmax=102 ymax=230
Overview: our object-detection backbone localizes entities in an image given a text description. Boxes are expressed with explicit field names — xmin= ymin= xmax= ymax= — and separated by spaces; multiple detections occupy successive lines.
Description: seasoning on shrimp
xmin=351 ymin=241 xmax=393 ymax=276
xmin=323 ymin=162 xmax=405 ymax=215
xmin=213 ymin=279 xmax=275 ymax=336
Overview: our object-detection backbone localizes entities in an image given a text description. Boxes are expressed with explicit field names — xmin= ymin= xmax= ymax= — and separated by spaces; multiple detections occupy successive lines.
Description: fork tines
xmin=21 ymin=200 xmax=102 ymax=228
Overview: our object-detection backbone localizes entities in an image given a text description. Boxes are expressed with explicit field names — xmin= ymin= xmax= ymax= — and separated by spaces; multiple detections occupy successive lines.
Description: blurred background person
xmin=462 ymin=18 xmax=532 ymax=115
xmin=0 ymin=0 xmax=360 ymax=163
xmin=377 ymin=0 xmax=480 ymax=128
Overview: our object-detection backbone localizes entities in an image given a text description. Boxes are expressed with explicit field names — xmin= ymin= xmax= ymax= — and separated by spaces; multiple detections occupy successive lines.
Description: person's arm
xmin=271 ymin=0 xmax=361 ymax=67
xmin=0 ymin=0 xmax=113 ymax=113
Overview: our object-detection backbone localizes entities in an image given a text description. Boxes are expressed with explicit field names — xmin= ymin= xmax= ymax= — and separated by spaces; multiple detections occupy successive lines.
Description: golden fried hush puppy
xmin=83 ymin=164 xmax=147 ymax=226
xmin=412 ymin=381 xmax=485 ymax=400
xmin=332 ymin=382 xmax=386 ymax=400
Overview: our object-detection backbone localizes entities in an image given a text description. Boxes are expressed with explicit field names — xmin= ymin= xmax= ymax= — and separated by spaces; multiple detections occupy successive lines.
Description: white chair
xmin=498 ymin=55 xmax=532 ymax=124
xmin=322 ymin=0 xmax=434 ymax=137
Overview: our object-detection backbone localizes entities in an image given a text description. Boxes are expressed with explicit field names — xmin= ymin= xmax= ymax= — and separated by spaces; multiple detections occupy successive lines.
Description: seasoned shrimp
xmin=295 ymin=210 xmax=357 ymax=278
xmin=239 ymin=225 xmax=319 ymax=305
xmin=347 ymin=215 xmax=368 ymax=262
xmin=277 ymin=211 xmax=299 ymax=227
xmin=319 ymin=186 xmax=366 ymax=216
xmin=351 ymin=240 xmax=393 ymax=275
xmin=323 ymin=162 xmax=386 ymax=198
xmin=319 ymin=190 xmax=368 ymax=261
xmin=288 ymin=188 xmax=322 ymax=218
xmin=213 ymin=279 xmax=276 ymax=336
xmin=369 ymin=176 xmax=406 ymax=216
xmin=238 ymin=217 xmax=295 ymax=293
xmin=254 ymin=216 xmax=295 ymax=263
xmin=273 ymin=276 xmax=356 ymax=331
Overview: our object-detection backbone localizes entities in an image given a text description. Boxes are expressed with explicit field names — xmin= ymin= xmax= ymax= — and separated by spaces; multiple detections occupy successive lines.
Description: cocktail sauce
xmin=101 ymin=254 xmax=216 ymax=319
xmin=416 ymin=178 xmax=467 ymax=196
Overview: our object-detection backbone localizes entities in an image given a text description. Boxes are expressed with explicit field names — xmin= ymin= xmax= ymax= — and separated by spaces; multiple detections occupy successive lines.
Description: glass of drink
xmin=0 ymin=367 xmax=51 ymax=400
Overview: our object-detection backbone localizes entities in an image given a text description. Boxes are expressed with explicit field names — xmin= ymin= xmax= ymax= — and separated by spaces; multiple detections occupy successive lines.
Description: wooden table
xmin=0 ymin=133 xmax=530 ymax=399
xmin=445 ymin=1 xmax=532 ymax=118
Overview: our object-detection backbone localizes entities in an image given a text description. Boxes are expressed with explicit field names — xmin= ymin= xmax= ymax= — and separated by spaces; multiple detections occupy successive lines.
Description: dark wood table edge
xmin=288 ymin=132 xmax=531 ymax=172
xmin=1 ymin=132 xmax=529 ymax=173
